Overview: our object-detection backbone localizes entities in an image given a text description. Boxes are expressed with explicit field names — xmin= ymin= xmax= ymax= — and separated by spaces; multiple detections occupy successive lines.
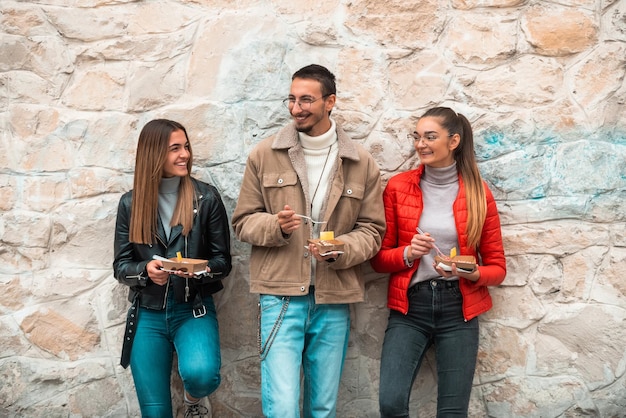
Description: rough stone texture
xmin=0 ymin=0 xmax=625 ymax=417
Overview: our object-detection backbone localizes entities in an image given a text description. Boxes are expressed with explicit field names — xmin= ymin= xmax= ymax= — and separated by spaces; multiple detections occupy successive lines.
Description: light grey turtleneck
xmin=158 ymin=176 xmax=181 ymax=240
xmin=411 ymin=162 xmax=460 ymax=286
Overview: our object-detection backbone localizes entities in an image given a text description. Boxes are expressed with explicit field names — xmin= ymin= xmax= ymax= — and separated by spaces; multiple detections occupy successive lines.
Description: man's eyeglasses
xmin=283 ymin=94 xmax=331 ymax=110
xmin=407 ymin=132 xmax=454 ymax=143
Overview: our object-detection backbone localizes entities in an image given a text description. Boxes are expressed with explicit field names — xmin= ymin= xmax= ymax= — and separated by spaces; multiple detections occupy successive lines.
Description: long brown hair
xmin=129 ymin=119 xmax=195 ymax=244
xmin=421 ymin=107 xmax=486 ymax=249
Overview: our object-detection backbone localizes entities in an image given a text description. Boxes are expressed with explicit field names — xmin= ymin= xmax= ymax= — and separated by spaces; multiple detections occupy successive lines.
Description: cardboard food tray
xmin=434 ymin=255 xmax=477 ymax=273
xmin=161 ymin=257 xmax=208 ymax=274
xmin=307 ymin=238 xmax=345 ymax=254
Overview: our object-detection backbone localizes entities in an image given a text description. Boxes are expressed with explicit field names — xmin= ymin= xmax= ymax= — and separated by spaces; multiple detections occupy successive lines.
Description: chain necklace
xmin=310 ymin=143 xmax=334 ymax=212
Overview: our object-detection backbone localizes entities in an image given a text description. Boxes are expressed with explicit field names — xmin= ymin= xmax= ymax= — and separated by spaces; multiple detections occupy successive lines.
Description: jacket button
xmin=346 ymin=189 xmax=353 ymax=195
xmin=300 ymin=286 xmax=306 ymax=292
xmin=278 ymin=178 xmax=284 ymax=184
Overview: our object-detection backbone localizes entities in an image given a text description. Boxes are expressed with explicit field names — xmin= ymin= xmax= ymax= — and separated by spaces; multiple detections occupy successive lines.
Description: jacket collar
xmin=271 ymin=121 xmax=361 ymax=162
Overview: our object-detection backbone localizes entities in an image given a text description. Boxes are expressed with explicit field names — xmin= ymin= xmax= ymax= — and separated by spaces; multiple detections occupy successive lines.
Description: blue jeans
xmin=130 ymin=291 xmax=221 ymax=418
xmin=379 ymin=279 xmax=479 ymax=418
xmin=259 ymin=290 xmax=350 ymax=418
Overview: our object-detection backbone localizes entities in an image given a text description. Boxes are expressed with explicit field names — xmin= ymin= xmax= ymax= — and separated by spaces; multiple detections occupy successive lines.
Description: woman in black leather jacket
xmin=113 ymin=119 xmax=231 ymax=418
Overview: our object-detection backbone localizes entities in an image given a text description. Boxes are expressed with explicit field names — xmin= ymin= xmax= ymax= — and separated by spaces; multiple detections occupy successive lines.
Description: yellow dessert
xmin=320 ymin=231 xmax=335 ymax=240
xmin=176 ymin=251 xmax=182 ymax=261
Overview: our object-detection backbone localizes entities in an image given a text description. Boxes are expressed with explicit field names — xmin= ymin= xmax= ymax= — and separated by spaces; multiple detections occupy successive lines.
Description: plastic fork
xmin=296 ymin=214 xmax=327 ymax=225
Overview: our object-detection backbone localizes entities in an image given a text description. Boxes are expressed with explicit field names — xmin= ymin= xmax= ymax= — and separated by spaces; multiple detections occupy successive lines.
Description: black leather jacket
xmin=113 ymin=178 xmax=232 ymax=310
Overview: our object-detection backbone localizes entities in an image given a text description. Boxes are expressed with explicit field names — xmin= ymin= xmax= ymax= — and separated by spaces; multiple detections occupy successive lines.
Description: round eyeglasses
xmin=282 ymin=94 xmax=331 ymax=110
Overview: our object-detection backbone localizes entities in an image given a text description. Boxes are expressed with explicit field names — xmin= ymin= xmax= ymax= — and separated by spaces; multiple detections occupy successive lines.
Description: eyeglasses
xmin=407 ymin=132 xmax=454 ymax=143
xmin=282 ymin=94 xmax=331 ymax=110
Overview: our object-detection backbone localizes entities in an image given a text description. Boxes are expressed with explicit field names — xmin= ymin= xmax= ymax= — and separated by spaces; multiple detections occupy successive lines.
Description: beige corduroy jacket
xmin=231 ymin=121 xmax=385 ymax=304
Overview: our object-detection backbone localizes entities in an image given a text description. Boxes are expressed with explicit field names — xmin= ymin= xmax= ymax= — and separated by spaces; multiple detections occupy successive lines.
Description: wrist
xmin=403 ymin=246 xmax=414 ymax=268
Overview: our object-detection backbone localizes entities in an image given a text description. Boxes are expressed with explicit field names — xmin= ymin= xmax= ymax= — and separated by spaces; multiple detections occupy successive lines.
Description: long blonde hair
xmin=129 ymin=119 xmax=195 ymax=244
xmin=421 ymin=107 xmax=486 ymax=249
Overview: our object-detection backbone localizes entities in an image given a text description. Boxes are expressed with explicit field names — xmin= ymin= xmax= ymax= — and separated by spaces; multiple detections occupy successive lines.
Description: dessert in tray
xmin=161 ymin=252 xmax=208 ymax=274
xmin=434 ymin=254 xmax=477 ymax=273
xmin=307 ymin=231 xmax=345 ymax=255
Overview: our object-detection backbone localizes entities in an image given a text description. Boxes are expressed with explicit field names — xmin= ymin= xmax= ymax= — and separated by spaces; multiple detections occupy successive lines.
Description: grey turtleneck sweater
xmin=158 ymin=176 xmax=181 ymax=240
xmin=411 ymin=162 xmax=461 ymax=286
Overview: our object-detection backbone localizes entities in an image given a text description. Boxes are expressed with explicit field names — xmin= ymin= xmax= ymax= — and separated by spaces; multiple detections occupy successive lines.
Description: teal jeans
xmin=130 ymin=291 xmax=220 ymax=417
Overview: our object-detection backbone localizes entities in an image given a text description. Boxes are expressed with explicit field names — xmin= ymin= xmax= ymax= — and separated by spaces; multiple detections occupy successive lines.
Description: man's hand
xmin=278 ymin=204 xmax=302 ymax=235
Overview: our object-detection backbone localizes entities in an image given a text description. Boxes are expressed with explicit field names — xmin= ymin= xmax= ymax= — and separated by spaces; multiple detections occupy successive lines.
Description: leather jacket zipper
xmin=155 ymin=234 xmax=171 ymax=309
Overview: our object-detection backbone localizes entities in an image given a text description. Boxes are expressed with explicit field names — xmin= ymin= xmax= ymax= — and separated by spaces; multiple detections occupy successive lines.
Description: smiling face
xmin=162 ymin=129 xmax=190 ymax=178
xmin=288 ymin=77 xmax=336 ymax=137
xmin=413 ymin=116 xmax=460 ymax=168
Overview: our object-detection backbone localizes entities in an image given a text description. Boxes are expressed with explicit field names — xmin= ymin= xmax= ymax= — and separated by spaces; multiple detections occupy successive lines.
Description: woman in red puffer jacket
xmin=371 ymin=107 xmax=506 ymax=418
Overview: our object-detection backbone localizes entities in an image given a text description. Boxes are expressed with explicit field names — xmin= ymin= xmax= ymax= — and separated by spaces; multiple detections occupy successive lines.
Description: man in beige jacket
xmin=232 ymin=64 xmax=385 ymax=418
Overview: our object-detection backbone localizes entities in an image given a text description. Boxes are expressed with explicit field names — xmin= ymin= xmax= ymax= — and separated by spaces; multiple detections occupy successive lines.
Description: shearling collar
xmin=271 ymin=120 xmax=361 ymax=162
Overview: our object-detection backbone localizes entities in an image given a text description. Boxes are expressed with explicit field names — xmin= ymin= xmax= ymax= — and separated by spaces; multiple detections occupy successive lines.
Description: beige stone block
xmin=537 ymin=304 xmax=625 ymax=385
xmin=482 ymin=376 xmax=595 ymax=416
xmin=570 ymin=42 xmax=626 ymax=112
xmin=466 ymin=55 xmax=564 ymax=109
xmin=452 ymin=0 xmax=526 ymax=9
xmin=154 ymin=102 xmax=242 ymax=168
xmin=345 ymin=0 xmax=442 ymax=48
xmin=522 ymin=4 xmax=597 ymax=56
xmin=45 ymin=6 xmax=130 ymax=42
xmin=477 ymin=322 xmax=527 ymax=375
xmin=62 ymin=65 xmax=126 ymax=111
xmin=0 ymin=71 xmax=62 ymax=105
xmin=20 ymin=308 xmax=100 ymax=360
xmin=0 ymin=3 xmax=52 ymax=36
xmin=0 ymin=246 xmax=48 ymax=273
xmin=560 ymin=246 xmax=606 ymax=301
xmin=77 ymin=114 xmax=138 ymax=170
xmin=22 ymin=175 xmax=70 ymax=212
xmin=48 ymin=197 xmax=118 ymax=268
xmin=602 ymin=0 xmax=626 ymax=42
xmin=0 ymin=175 xmax=17 ymax=211
xmin=489 ymin=286 xmax=545 ymax=329
xmin=0 ymin=277 xmax=28 ymax=312
xmin=127 ymin=60 xmax=186 ymax=111
xmin=389 ymin=51 xmax=452 ymax=110
xmin=8 ymin=104 xmax=59 ymax=139
xmin=337 ymin=49 xmax=386 ymax=111
xmin=443 ymin=12 xmax=518 ymax=66
xmin=271 ymin=0 xmax=338 ymax=15
xmin=1 ymin=211 xmax=50 ymax=247
xmin=68 ymin=168 xmax=129 ymax=199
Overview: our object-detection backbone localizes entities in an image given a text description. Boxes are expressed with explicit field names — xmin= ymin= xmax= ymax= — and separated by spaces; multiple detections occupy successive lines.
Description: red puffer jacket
xmin=370 ymin=165 xmax=506 ymax=320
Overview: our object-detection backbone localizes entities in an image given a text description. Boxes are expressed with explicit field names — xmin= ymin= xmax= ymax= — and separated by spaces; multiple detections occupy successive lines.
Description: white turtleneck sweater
xmin=411 ymin=162 xmax=461 ymax=286
xmin=298 ymin=118 xmax=339 ymax=227
xmin=298 ymin=119 xmax=339 ymax=285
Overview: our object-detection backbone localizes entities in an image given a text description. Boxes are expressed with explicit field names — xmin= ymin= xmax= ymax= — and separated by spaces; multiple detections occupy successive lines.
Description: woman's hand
xmin=434 ymin=263 xmax=480 ymax=282
xmin=147 ymin=260 xmax=169 ymax=286
xmin=407 ymin=231 xmax=436 ymax=262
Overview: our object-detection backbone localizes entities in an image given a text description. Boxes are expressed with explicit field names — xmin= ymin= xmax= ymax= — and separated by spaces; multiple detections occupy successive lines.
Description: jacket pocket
xmin=329 ymin=183 xmax=365 ymax=234
xmin=262 ymin=171 xmax=299 ymax=212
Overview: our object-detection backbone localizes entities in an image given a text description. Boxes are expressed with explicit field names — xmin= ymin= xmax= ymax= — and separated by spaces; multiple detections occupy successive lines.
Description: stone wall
xmin=1 ymin=0 xmax=625 ymax=417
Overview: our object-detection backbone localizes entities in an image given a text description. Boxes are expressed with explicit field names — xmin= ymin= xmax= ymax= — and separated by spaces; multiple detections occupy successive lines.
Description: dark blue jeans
xmin=130 ymin=291 xmax=221 ymax=417
xmin=379 ymin=279 xmax=479 ymax=418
